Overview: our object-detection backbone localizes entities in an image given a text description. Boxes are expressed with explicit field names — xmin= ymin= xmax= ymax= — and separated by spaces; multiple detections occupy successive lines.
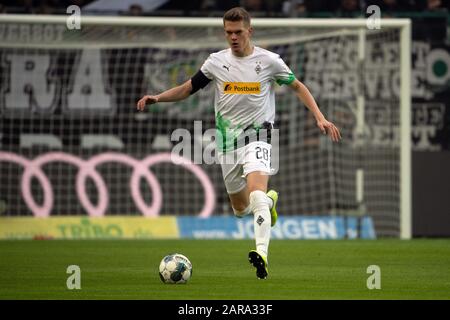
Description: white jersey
xmin=200 ymin=46 xmax=295 ymax=152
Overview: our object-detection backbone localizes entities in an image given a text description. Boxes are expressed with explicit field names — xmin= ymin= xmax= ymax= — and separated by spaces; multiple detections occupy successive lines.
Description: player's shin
xmin=249 ymin=190 xmax=272 ymax=258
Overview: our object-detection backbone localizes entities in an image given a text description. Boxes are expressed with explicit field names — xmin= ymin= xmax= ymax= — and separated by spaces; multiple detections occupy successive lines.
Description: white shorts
xmin=218 ymin=141 xmax=273 ymax=195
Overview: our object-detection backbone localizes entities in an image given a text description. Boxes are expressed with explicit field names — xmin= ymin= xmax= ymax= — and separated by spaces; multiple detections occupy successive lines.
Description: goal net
xmin=0 ymin=16 xmax=411 ymax=238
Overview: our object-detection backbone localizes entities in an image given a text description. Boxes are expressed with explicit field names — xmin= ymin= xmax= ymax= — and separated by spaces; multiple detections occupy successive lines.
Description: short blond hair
xmin=223 ymin=7 xmax=251 ymax=27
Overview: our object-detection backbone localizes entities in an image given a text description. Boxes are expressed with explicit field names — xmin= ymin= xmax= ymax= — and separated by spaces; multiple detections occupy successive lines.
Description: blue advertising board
xmin=177 ymin=216 xmax=376 ymax=239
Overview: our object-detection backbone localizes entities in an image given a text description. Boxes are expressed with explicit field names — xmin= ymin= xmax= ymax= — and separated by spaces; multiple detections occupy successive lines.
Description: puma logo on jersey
xmin=222 ymin=65 xmax=230 ymax=71
xmin=223 ymin=82 xmax=261 ymax=94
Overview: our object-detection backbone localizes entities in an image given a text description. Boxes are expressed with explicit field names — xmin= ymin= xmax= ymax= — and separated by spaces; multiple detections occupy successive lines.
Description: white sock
xmin=231 ymin=192 xmax=272 ymax=218
xmin=232 ymin=205 xmax=252 ymax=218
xmin=249 ymin=190 xmax=272 ymax=259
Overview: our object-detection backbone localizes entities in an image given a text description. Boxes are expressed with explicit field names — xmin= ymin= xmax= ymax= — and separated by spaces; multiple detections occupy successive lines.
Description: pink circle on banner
xmin=0 ymin=151 xmax=216 ymax=218
xmin=86 ymin=152 xmax=163 ymax=217
xmin=142 ymin=153 xmax=216 ymax=218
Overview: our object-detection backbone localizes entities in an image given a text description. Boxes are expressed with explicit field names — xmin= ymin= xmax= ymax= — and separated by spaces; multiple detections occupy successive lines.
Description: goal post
xmin=0 ymin=15 xmax=412 ymax=238
xmin=400 ymin=21 xmax=412 ymax=240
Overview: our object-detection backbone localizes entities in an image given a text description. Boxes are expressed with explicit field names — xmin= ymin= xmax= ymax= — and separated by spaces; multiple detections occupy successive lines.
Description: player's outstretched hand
xmin=317 ymin=119 xmax=342 ymax=142
xmin=136 ymin=95 xmax=159 ymax=111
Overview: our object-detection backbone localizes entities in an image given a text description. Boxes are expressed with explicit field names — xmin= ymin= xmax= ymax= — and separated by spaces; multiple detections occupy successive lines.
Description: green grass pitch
xmin=0 ymin=239 xmax=449 ymax=299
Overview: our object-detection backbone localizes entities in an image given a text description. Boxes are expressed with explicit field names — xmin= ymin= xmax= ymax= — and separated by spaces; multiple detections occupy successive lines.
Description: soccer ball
xmin=159 ymin=253 xmax=193 ymax=284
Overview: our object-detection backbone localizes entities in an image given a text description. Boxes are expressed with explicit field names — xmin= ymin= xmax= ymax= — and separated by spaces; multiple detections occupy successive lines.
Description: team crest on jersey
xmin=255 ymin=61 xmax=262 ymax=74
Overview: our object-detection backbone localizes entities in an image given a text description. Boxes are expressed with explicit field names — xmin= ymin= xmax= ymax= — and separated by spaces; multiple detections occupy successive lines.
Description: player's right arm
xmin=136 ymin=69 xmax=212 ymax=111
xmin=136 ymin=79 xmax=193 ymax=111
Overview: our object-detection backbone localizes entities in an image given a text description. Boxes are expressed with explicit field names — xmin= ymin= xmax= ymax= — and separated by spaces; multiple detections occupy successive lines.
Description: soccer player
xmin=137 ymin=7 xmax=341 ymax=279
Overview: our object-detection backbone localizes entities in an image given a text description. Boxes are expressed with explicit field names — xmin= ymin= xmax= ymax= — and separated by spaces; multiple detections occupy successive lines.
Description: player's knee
xmin=247 ymin=178 xmax=268 ymax=194
xmin=247 ymin=185 xmax=266 ymax=194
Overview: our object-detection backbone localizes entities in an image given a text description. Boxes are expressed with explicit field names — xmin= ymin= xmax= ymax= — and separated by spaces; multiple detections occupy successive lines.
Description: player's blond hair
xmin=223 ymin=7 xmax=251 ymax=27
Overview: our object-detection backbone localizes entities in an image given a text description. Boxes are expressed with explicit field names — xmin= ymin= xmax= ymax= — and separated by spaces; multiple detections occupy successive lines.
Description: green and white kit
xmin=200 ymin=46 xmax=295 ymax=194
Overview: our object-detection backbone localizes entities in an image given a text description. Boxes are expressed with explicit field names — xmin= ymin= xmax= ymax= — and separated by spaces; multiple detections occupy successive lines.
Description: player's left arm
xmin=289 ymin=79 xmax=342 ymax=142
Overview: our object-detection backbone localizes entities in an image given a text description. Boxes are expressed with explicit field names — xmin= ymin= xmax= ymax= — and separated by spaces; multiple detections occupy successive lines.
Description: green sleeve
xmin=276 ymin=73 xmax=296 ymax=86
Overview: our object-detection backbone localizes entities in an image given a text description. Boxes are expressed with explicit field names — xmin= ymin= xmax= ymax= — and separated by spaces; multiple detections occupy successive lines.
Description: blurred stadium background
xmin=0 ymin=0 xmax=449 ymax=241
